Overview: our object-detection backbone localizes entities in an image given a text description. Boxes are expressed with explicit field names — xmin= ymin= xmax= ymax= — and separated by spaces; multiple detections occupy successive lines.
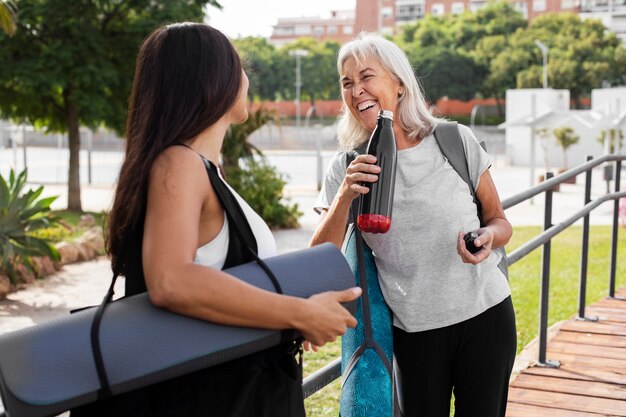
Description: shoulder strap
xmin=433 ymin=123 xmax=509 ymax=278
xmin=433 ymin=121 xmax=483 ymax=225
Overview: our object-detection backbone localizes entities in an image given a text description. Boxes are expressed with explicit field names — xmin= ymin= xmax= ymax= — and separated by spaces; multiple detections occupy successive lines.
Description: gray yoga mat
xmin=0 ymin=243 xmax=356 ymax=417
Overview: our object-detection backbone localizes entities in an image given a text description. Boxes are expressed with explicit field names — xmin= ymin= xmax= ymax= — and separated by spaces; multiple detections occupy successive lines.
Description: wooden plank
xmin=506 ymin=401 xmax=607 ymax=417
xmin=522 ymin=365 xmax=626 ymax=385
xmin=544 ymin=351 xmax=626 ymax=372
xmin=547 ymin=340 xmax=626 ymax=360
xmin=593 ymin=298 xmax=626 ymax=310
xmin=554 ymin=330 xmax=626 ymax=349
xmin=511 ymin=373 xmax=626 ymax=400
xmin=507 ymin=288 xmax=626 ymax=415
xmin=559 ymin=320 xmax=626 ymax=336
xmin=508 ymin=387 xmax=626 ymax=415
xmin=583 ymin=307 xmax=626 ymax=323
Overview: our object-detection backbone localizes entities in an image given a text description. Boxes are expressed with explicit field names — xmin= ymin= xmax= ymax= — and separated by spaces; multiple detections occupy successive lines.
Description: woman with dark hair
xmin=72 ymin=22 xmax=360 ymax=417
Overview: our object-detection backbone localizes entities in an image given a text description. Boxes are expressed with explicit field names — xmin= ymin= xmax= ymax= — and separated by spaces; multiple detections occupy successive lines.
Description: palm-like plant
xmin=0 ymin=0 xmax=17 ymax=37
xmin=0 ymin=169 xmax=61 ymax=284
xmin=221 ymin=107 xmax=279 ymax=172
xmin=553 ymin=126 xmax=579 ymax=169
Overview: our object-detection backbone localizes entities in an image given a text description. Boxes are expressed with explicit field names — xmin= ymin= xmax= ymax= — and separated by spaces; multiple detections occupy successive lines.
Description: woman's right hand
xmin=297 ymin=287 xmax=362 ymax=347
xmin=340 ymin=154 xmax=381 ymax=201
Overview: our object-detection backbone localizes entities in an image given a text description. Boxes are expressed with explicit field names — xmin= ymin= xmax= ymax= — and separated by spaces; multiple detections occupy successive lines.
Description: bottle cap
xmin=379 ymin=110 xmax=394 ymax=121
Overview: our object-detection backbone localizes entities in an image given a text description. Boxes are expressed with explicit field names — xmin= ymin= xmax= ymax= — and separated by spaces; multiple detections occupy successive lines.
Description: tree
xmin=515 ymin=13 xmax=624 ymax=108
xmin=0 ymin=0 xmax=16 ymax=36
xmin=411 ymin=46 xmax=486 ymax=105
xmin=278 ymin=38 xmax=342 ymax=104
xmin=233 ymin=37 xmax=278 ymax=101
xmin=396 ymin=2 xmax=525 ymax=112
xmin=222 ymin=107 xmax=278 ymax=172
xmin=0 ymin=0 xmax=221 ymax=211
xmin=597 ymin=128 xmax=624 ymax=154
xmin=552 ymin=126 xmax=579 ymax=168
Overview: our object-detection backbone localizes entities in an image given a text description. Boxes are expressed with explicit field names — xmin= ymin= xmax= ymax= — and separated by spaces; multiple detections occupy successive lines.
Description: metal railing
xmin=302 ymin=153 xmax=626 ymax=397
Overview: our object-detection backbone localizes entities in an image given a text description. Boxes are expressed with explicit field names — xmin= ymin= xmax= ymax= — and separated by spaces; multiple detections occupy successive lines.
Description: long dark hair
xmin=107 ymin=22 xmax=243 ymax=278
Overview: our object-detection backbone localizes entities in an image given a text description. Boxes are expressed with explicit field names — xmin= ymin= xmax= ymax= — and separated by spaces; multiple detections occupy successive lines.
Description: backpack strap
xmin=432 ymin=122 xmax=508 ymax=278
xmin=433 ymin=121 xmax=483 ymax=225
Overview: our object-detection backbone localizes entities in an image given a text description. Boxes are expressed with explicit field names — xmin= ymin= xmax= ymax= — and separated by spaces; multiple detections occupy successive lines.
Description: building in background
xmin=270 ymin=0 xmax=625 ymax=45
xmin=579 ymin=0 xmax=626 ymax=44
xmin=270 ymin=10 xmax=355 ymax=46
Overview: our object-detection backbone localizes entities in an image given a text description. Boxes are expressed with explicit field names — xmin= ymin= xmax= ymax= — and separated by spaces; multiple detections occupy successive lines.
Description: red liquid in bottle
xmin=357 ymin=110 xmax=397 ymax=234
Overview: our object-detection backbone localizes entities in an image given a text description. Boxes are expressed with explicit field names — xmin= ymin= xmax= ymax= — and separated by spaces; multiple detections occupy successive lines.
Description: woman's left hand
xmin=456 ymin=228 xmax=493 ymax=264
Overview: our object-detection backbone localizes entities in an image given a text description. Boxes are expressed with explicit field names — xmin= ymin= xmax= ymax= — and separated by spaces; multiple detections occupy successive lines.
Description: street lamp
xmin=289 ymin=49 xmax=309 ymax=138
xmin=534 ymin=39 xmax=549 ymax=89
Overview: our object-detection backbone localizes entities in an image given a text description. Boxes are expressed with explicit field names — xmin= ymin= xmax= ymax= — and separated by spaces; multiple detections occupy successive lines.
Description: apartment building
xmin=579 ymin=0 xmax=626 ymax=43
xmin=270 ymin=0 xmax=625 ymax=44
xmin=270 ymin=10 xmax=356 ymax=46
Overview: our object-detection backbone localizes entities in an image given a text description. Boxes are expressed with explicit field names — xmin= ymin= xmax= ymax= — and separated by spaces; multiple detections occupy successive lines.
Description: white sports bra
xmin=194 ymin=175 xmax=276 ymax=269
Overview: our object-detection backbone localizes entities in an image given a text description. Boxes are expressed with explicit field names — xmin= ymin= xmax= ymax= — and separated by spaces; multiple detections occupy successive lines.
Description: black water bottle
xmin=357 ymin=110 xmax=397 ymax=234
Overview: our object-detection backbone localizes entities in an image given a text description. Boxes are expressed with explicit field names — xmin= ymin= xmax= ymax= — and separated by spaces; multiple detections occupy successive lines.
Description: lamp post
xmin=289 ymin=49 xmax=309 ymax=139
xmin=534 ymin=39 xmax=549 ymax=89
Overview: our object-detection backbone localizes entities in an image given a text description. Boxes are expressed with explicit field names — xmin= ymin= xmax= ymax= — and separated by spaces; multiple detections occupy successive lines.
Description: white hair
xmin=336 ymin=32 xmax=438 ymax=151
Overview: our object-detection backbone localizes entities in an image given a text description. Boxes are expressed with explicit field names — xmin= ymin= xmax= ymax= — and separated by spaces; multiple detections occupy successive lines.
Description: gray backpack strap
xmin=433 ymin=122 xmax=482 ymax=222
xmin=432 ymin=122 xmax=509 ymax=279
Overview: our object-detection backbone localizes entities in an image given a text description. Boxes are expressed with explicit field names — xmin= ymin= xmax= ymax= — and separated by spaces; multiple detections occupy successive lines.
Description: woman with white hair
xmin=311 ymin=33 xmax=516 ymax=417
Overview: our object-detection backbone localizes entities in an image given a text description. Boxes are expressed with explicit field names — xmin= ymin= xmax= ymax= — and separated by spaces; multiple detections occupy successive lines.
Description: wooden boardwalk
xmin=506 ymin=286 xmax=626 ymax=416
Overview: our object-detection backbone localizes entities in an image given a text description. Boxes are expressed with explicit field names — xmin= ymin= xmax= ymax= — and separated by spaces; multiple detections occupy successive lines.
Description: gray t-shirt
xmin=315 ymin=124 xmax=510 ymax=332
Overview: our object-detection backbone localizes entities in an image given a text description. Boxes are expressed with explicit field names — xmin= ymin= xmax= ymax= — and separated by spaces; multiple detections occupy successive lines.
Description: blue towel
xmin=340 ymin=228 xmax=394 ymax=417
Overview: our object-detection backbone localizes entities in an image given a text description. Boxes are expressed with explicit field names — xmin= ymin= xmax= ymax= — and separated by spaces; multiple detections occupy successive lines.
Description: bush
xmin=225 ymin=158 xmax=302 ymax=229
xmin=0 ymin=169 xmax=61 ymax=284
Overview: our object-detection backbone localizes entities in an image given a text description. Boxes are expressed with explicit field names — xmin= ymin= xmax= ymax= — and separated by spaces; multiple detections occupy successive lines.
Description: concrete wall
xmin=503 ymin=88 xmax=607 ymax=169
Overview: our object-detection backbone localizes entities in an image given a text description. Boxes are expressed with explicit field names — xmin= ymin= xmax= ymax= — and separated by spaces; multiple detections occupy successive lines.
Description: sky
xmin=207 ymin=0 xmax=356 ymax=39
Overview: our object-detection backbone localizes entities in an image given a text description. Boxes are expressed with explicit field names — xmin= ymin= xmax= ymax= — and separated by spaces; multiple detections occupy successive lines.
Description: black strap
xmin=90 ymin=273 xmax=117 ymax=399
xmin=200 ymin=158 xmax=284 ymax=296
xmin=88 ymin=147 xmax=291 ymax=399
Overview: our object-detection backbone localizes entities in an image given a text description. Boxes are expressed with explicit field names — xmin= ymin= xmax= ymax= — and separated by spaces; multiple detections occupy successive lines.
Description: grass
xmin=32 ymin=210 xmax=106 ymax=243
xmin=303 ymin=225 xmax=626 ymax=416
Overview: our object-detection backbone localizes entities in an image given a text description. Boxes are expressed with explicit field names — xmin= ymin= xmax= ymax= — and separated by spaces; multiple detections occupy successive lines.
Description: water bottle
xmin=357 ymin=110 xmax=397 ymax=234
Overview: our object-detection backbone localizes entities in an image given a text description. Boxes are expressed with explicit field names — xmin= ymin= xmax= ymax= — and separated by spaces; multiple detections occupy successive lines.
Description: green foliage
xmin=552 ymin=126 xmax=579 ymax=168
xmin=233 ymin=37 xmax=279 ymax=101
xmin=234 ymin=36 xmax=342 ymax=103
xmin=0 ymin=168 xmax=61 ymax=284
xmin=222 ymin=107 xmax=300 ymax=228
xmin=31 ymin=209 xmax=106 ymax=242
xmin=397 ymin=1 xmax=527 ymax=110
xmin=0 ymin=0 xmax=16 ymax=36
xmin=0 ymin=0 xmax=221 ymax=210
xmin=222 ymin=107 xmax=279 ymax=171
xmin=225 ymin=159 xmax=301 ymax=229
xmin=281 ymin=38 xmax=343 ymax=102
xmin=514 ymin=13 xmax=624 ymax=107
xmin=596 ymin=128 xmax=624 ymax=153
xmin=412 ymin=46 xmax=487 ymax=104
xmin=303 ymin=225 xmax=626 ymax=417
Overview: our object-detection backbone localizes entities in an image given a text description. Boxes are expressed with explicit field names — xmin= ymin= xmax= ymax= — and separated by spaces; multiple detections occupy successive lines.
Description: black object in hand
xmin=463 ymin=231 xmax=481 ymax=254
